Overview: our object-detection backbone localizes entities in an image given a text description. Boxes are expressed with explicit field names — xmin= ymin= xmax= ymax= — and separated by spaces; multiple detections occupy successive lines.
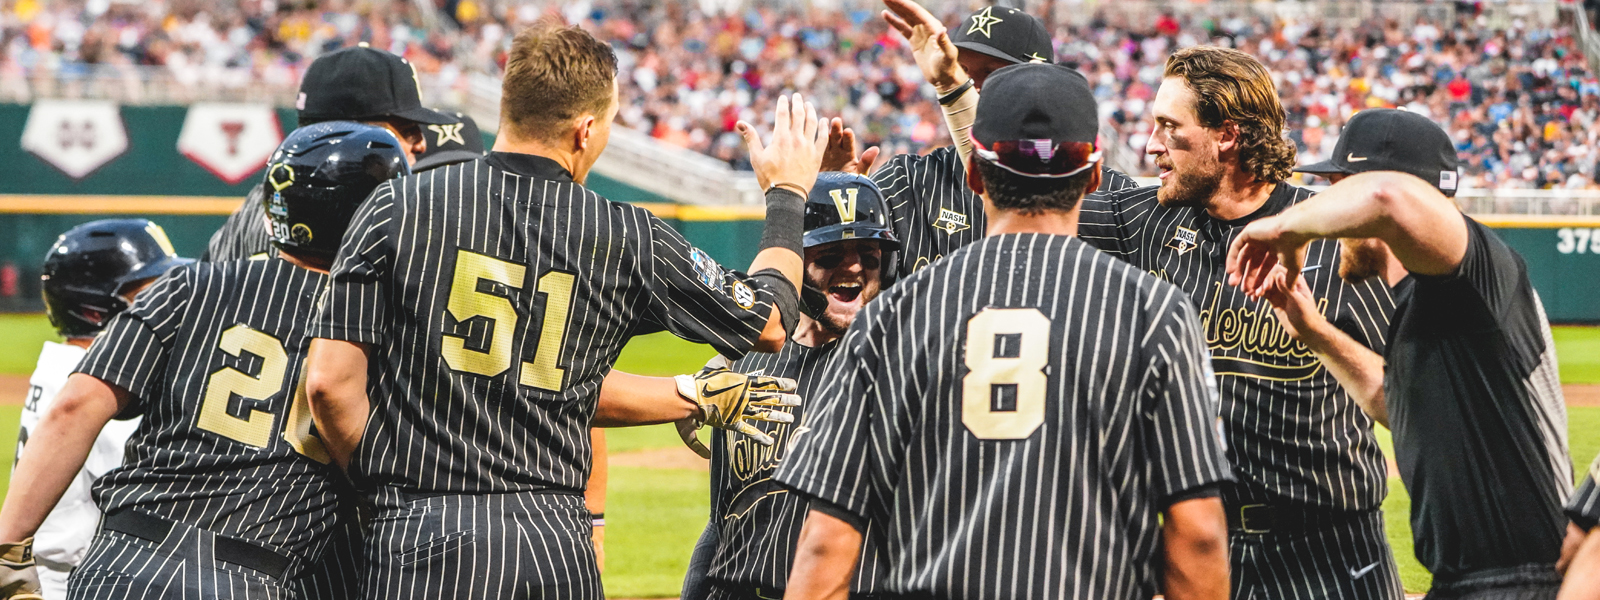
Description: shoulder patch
xmin=689 ymin=248 xmax=723 ymax=289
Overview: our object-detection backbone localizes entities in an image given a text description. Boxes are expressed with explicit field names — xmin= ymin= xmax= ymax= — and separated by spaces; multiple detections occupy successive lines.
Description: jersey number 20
xmin=196 ymin=324 xmax=329 ymax=463
xmin=962 ymin=308 xmax=1051 ymax=440
xmin=441 ymin=249 xmax=577 ymax=391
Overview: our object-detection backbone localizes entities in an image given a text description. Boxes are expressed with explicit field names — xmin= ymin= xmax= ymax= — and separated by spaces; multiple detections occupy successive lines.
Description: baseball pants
xmin=363 ymin=488 xmax=602 ymax=600
xmin=66 ymin=509 xmax=297 ymax=600
xmin=1229 ymin=508 xmax=1404 ymax=600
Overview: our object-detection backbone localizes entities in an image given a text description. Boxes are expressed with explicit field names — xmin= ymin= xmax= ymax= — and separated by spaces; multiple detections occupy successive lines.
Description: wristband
xmin=937 ymin=78 xmax=974 ymax=106
xmin=757 ymin=187 xmax=806 ymax=256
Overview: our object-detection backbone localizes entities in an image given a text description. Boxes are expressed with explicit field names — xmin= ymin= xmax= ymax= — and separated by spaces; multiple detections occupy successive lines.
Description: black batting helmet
xmin=263 ymin=121 xmax=409 ymax=259
xmin=41 ymin=219 xmax=192 ymax=338
xmin=801 ymin=172 xmax=901 ymax=318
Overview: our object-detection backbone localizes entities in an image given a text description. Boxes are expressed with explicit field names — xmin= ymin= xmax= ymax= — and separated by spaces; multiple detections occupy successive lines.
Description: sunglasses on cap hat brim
xmin=970 ymin=135 xmax=1101 ymax=179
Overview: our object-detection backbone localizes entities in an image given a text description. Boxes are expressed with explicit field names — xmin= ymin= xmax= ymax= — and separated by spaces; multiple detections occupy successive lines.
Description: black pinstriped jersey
xmin=1572 ymin=455 xmax=1600 ymax=531
xmin=707 ymin=341 xmax=886 ymax=593
xmin=311 ymin=152 xmax=782 ymax=494
xmin=1079 ymin=183 xmax=1395 ymax=512
xmin=76 ymin=257 xmax=339 ymax=562
xmin=203 ymin=183 xmax=273 ymax=262
xmin=872 ymin=145 xmax=1137 ymax=279
xmin=776 ymin=233 xmax=1231 ymax=600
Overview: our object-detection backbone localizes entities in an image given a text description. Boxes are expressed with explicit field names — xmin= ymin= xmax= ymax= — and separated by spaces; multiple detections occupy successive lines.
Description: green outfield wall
xmin=0 ymin=104 xmax=1596 ymax=321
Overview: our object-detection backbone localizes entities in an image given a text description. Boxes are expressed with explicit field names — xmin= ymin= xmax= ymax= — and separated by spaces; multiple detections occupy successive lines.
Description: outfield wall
xmin=1 ymin=103 xmax=1597 ymax=321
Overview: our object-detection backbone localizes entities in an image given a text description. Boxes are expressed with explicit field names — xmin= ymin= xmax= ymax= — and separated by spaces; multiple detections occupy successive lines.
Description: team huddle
xmin=0 ymin=1 xmax=1598 ymax=600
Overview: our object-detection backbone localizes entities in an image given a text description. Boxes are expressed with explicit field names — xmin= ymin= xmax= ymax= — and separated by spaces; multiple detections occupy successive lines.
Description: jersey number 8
xmin=962 ymin=308 xmax=1051 ymax=440
xmin=441 ymin=249 xmax=577 ymax=391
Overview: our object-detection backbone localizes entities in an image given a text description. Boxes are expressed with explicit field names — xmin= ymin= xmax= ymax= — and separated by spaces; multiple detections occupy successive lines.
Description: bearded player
xmin=676 ymin=172 xmax=898 ymax=600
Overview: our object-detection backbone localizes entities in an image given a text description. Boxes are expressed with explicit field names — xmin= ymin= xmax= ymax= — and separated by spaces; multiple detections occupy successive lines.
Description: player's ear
xmin=1215 ymin=120 xmax=1240 ymax=153
xmin=1086 ymin=163 xmax=1102 ymax=193
xmin=965 ymin=157 xmax=985 ymax=195
xmin=574 ymin=116 xmax=597 ymax=152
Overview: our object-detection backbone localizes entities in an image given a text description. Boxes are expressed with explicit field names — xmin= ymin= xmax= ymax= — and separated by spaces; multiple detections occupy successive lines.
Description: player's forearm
xmin=938 ymin=84 xmax=978 ymax=170
xmin=305 ymin=338 xmax=371 ymax=470
xmin=747 ymin=186 xmax=807 ymax=351
xmin=1560 ymin=527 xmax=1600 ymax=600
xmin=0 ymin=374 xmax=123 ymax=541
xmin=1299 ymin=320 xmax=1389 ymax=427
xmin=1268 ymin=172 xmax=1466 ymax=275
xmin=593 ymin=371 xmax=696 ymax=426
xmin=783 ymin=509 xmax=863 ymax=600
xmin=1161 ymin=496 xmax=1229 ymax=600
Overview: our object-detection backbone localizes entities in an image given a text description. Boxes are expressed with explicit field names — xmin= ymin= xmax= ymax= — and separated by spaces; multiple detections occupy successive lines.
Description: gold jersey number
xmin=441 ymin=249 xmax=577 ymax=391
xmin=195 ymin=324 xmax=329 ymax=463
xmin=962 ymin=308 xmax=1051 ymax=440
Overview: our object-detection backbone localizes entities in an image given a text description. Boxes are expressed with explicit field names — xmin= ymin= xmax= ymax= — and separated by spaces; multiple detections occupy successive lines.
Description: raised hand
xmin=1226 ymin=216 xmax=1309 ymax=299
xmin=820 ymin=118 xmax=882 ymax=175
xmin=882 ymin=0 xmax=965 ymax=90
xmin=739 ymin=93 xmax=828 ymax=194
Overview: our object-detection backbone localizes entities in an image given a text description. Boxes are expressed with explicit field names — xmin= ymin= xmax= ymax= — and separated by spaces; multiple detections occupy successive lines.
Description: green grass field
xmin=0 ymin=315 xmax=1596 ymax=596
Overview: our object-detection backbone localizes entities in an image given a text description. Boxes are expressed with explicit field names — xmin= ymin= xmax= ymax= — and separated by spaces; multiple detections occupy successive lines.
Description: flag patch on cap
xmin=1440 ymin=170 xmax=1458 ymax=191
xmin=296 ymin=93 xmax=306 ymax=110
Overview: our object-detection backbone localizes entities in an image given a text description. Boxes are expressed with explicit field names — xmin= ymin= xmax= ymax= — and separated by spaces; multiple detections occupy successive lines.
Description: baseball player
xmin=670 ymin=172 xmax=900 ymax=600
xmin=779 ymin=63 xmax=1231 ymax=600
xmin=1227 ymin=108 xmax=1574 ymax=598
xmin=1562 ymin=455 xmax=1600 ymax=599
xmin=0 ymin=220 xmax=187 ymax=599
xmin=0 ymin=121 xmax=408 ymax=599
xmin=1066 ymin=46 xmax=1401 ymax=599
xmin=818 ymin=0 xmax=1137 ymax=278
xmin=302 ymin=23 xmax=821 ymax=599
xmin=202 ymin=45 xmax=453 ymax=262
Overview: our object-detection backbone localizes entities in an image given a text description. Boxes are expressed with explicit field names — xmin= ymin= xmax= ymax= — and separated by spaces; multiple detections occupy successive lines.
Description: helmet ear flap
xmin=800 ymin=280 xmax=830 ymax=321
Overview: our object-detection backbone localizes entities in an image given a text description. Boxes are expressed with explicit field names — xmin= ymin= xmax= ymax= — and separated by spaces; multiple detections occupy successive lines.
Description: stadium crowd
xmin=2 ymin=0 xmax=1599 ymax=189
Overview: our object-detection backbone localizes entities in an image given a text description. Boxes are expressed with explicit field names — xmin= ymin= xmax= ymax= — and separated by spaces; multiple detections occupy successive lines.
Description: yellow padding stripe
xmin=0 ymin=195 xmax=243 ymax=214
xmin=0 ymin=196 xmax=765 ymax=221
xmin=1473 ymin=215 xmax=1600 ymax=228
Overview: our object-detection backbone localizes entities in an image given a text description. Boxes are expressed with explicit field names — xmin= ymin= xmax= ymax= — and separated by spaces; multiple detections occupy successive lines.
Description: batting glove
xmin=0 ymin=538 xmax=42 ymax=600
xmin=674 ymin=367 xmax=801 ymax=458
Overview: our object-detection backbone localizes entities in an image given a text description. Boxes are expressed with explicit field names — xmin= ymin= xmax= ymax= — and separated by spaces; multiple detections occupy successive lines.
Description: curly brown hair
xmin=501 ymin=20 xmax=618 ymax=144
xmin=1164 ymin=46 xmax=1297 ymax=183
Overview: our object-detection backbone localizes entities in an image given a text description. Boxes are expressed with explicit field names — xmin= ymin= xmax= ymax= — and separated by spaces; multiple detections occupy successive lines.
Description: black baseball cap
xmin=972 ymin=64 xmax=1100 ymax=177
xmin=1296 ymin=108 xmax=1462 ymax=197
xmin=296 ymin=45 xmax=454 ymax=126
xmin=412 ymin=112 xmax=486 ymax=172
xmin=950 ymin=6 xmax=1054 ymax=65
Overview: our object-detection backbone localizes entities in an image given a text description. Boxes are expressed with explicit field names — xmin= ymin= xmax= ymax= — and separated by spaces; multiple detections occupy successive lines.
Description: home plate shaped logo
xmin=21 ymin=100 xmax=128 ymax=180
xmin=178 ymin=103 xmax=284 ymax=185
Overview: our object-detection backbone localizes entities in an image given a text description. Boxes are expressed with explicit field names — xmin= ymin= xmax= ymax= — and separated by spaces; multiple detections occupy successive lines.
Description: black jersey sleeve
xmin=772 ymin=307 xmax=890 ymax=523
xmin=639 ymin=215 xmax=778 ymax=361
xmin=74 ymin=267 xmax=193 ymax=408
xmin=1443 ymin=216 xmax=1526 ymax=318
xmin=309 ymin=185 xmax=396 ymax=345
xmin=204 ymin=184 xmax=274 ymax=262
xmin=1142 ymin=284 xmax=1233 ymax=501
xmin=1077 ymin=188 xmax=1134 ymax=257
xmin=1570 ymin=455 xmax=1600 ymax=531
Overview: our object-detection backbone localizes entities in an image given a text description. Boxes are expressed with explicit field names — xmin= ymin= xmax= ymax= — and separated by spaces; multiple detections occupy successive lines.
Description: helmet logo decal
xmin=291 ymin=223 xmax=314 ymax=245
xmin=144 ymin=222 xmax=179 ymax=256
xmin=267 ymin=162 xmax=295 ymax=192
xmin=429 ymin=123 xmax=466 ymax=146
xmin=829 ymin=187 xmax=858 ymax=224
